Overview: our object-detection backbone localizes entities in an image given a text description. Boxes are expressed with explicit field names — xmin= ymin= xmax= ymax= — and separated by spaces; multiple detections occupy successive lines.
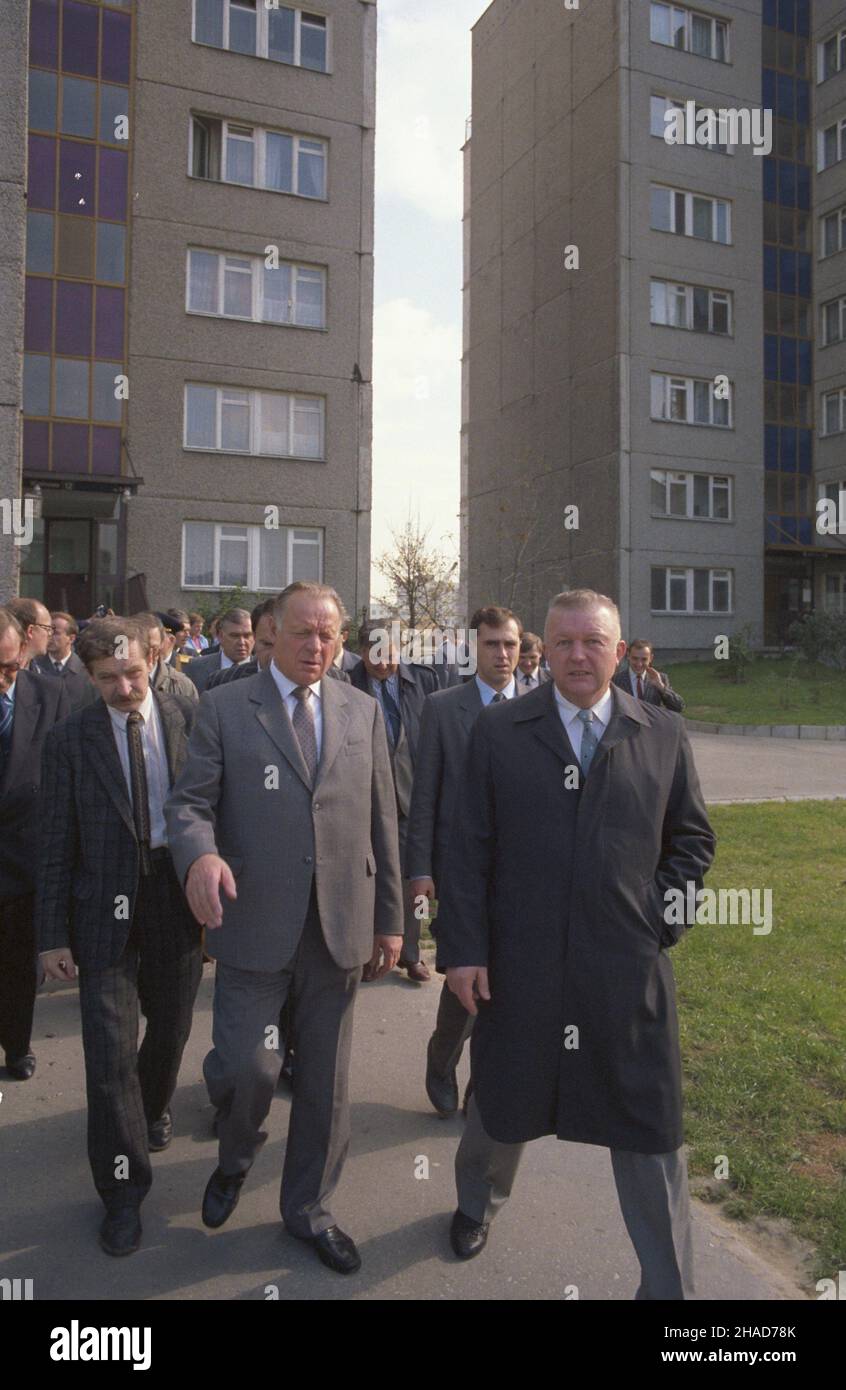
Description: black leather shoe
xmin=99 ymin=1206 xmax=142 ymax=1257
xmin=425 ymin=1038 xmax=458 ymax=1117
xmin=147 ymin=1110 xmax=172 ymax=1151
xmin=450 ymin=1209 xmax=489 ymax=1260
xmin=5 ymin=1053 xmax=36 ymax=1080
xmin=202 ymin=1167 xmax=247 ymax=1229
xmin=300 ymin=1225 xmax=361 ymax=1275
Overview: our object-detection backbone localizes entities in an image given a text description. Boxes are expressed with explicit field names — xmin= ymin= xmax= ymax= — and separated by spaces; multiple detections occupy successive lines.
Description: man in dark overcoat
xmin=436 ymin=589 xmax=715 ymax=1299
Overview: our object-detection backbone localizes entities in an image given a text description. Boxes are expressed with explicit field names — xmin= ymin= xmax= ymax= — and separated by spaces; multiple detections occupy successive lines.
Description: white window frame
xmin=650 ymin=183 xmax=731 ymax=242
xmin=649 ymin=3 xmax=729 ymax=63
xmin=817 ymin=29 xmax=846 ymax=83
xmin=821 ymin=387 xmax=846 ymax=436
xmin=188 ymin=116 xmax=328 ymax=200
xmin=821 ymin=205 xmax=846 ymax=257
xmin=823 ymin=573 xmax=846 ymax=614
xmin=650 ymin=278 xmax=732 ymax=334
xmin=821 ymin=295 xmax=846 ymax=347
xmin=650 ymin=94 xmax=733 ymax=153
xmin=191 ymin=1 xmax=331 ymax=72
xmin=818 ymin=117 xmax=846 ymax=172
xmin=651 ymin=469 xmax=732 ymax=520
xmin=186 ymin=248 xmax=327 ymax=329
xmin=650 ymin=372 xmax=733 ymax=428
xmin=183 ymin=383 xmax=325 ymax=458
xmin=651 ymin=566 xmax=733 ymax=614
xmin=181 ymin=520 xmax=324 ymax=591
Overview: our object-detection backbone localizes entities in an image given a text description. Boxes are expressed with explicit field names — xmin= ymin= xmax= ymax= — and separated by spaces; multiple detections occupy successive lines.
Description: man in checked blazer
xmin=36 ymin=617 xmax=202 ymax=1258
xmin=165 ymin=581 xmax=404 ymax=1276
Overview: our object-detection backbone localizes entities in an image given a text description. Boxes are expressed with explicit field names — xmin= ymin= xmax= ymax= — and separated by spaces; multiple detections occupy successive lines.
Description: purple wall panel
xmin=28 ymin=134 xmax=56 ymax=210
xmin=97 ymin=148 xmax=128 ymax=220
xmin=101 ymin=10 xmax=131 ymax=83
xmin=52 ymin=422 xmax=90 ymax=473
xmin=30 ymin=0 xmax=60 ymax=70
xmin=59 ymin=138 xmax=96 ymax=215
xmin=23 ymin=420 xmax=51 ymax=470
xmin=61 ymin=0 xmax=99 ymax=77
xmin=55 ymin=280 xmax=93 ymax=356
xmin=24 ymin=277 xmax=53 ymax=352
xmin=92 ymin=426 xmax=121 ymax=475
xmin=94 ymin=286 xmax=125 ymax=358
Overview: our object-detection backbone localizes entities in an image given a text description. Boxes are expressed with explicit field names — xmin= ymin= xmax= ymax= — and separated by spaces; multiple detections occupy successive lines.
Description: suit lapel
xmin=315 ymin=675 xmax=350 ymax=789
xmin=251 ymin=667 xmax=312 ymax=790
xmin=85 ymin=700 xmax=136 ymax=837
xmin=1 ymin=674 xmax=40 ymax=795
xmin=589 ymin=684 xmax=650 ymax=762
xmin=517 ymin=680 xmax=577 ymax=768
xmin=456 ymin=678 xmax=482 ymax=737
xmin=153 ymin=691 xmax=185 ymax=784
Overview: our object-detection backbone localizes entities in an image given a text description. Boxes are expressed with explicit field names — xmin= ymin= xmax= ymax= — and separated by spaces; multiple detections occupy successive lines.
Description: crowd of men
xmin=0 ymin=583 xmax=709 ymax=1298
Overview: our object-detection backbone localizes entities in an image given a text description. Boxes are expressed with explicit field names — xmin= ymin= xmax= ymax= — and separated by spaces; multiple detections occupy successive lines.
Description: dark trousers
xmin=429 ymin=977 xmax=474 ymax=1079
xmin=77 ymin=859 xmax=202 ymax=1210
xmin=204 ymin=886 xmax=361 ymax=1238
xmin=397 ymin=817 xmax=420 ymax=965
xmin=0 ymin=894 xmax=37 ymax=1062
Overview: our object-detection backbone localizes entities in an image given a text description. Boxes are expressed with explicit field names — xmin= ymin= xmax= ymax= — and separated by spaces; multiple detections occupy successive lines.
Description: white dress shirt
xmin=270 ymin=661 xmax=324 ymax=761
xmin=475 ymin=674 xmax=517 ymax=705
xmin=107 ymin=688 xmax=170 ymax=848
xmin=220 ymin=652 xmax=234 ymax=671
xmin=553 ymin=685 xmax=614 ymax=762
xmin=519 ymin=669 xmax=540 ymax=689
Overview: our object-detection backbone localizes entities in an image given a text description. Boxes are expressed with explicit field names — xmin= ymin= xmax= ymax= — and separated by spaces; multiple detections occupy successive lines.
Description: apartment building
xmin=461 ymin=0 xmax=846 ymax=651
xmin=3 ymin=0 xmax=375 ymax=618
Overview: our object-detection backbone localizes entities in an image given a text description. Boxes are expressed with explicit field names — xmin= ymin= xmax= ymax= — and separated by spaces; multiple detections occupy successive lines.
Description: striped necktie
xmin=577 ymin=708 xmax=599 ymax=775
xmin=0 ymin=692 xmax=13 ymax=766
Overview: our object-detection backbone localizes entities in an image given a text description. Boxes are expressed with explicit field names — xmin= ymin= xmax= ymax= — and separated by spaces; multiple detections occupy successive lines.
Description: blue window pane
xmin=26 ymin=211 xmax=54 ymax=272
xmin=62 ymin=0 xmax=99 ymax=78
xmin=29 ymin=70 xmax=57 ymax=131
xmin=780 ymin=338 xmax=797 ymax=383
xmin=762 ymin=69 xmax=776 ymax=110
xmin=61 ymin=75 xmax=97 ymax=137
xmin=798 ymin=518 xmax=812 ymax=544
xmin=194 ymin=0 xmax=224 ymax=46
xmin=779 ymin=250 xmax=796 ymax=294
xmin=763 ymin=0 xmax=777 ymax=25
xmin=778 ymin=160 xmax=795 ymax=207
xmin=764 ymin=246 xmax=778 ymax=291
xmin=796 ymin=0 xmax=810 ymax=39
xmin=765 ymin=517 xmax=780 ymax=542
xmin=96 ymin=221 xmax=125 ymax=282
xmin=796 ymin=165 xmax=810 ymax=211
xmin=268 ymin=7 xmax=295 ymax=63
xmin=798 ymin=430 xmax=812 ymax=473
xmin=780 ymin=427 xmax=797 ymax=470
xmin=797 ymin=340 xmax=811 ymax=385
xmin=797 ymin=253 xmax=811 ymax=297
xmin=763 ymin=157 xmax=777 ymax=202
xmin=99 ymin=84 xmax=129 ymax=144
xmin=777 ymin=74 xmax=794 ymax=119
xmin=781 ymin=516 xmax=797 ymax=540
xmin=795 ymin=79 xmax=809 ymax=124
xmin=765 ymin=335 xmax=779 ymax=379
xmin=92 ymin=361 xmax=123 ymax=422
xmin=765 ymin=426 xmax=779 ymax=469
xmin=54 ymin=357 xmax=90 ymax=419
xmin=23 ymin=354 xmax=51 ymax=415
xmin=778 ymin=0 xmax=794 ymax=32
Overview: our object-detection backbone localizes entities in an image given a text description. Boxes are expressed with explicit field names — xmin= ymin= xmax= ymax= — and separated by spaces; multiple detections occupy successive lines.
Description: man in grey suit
xmin=405 ymin=605 xmax=528 ymax=1117
xmin=184 ymin=608 xmax=254 ymax=694
xmin=165 ymin=582 xmax=404 ymax=1275
xmin=612 ymin=639 xmax=684 ymax=712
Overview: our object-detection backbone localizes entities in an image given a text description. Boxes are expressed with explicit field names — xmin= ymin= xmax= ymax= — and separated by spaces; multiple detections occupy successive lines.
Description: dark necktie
xmin=126 ymin=711 xmax=152 ymax=875
xmin=636 ymin=674 xmax=644 ymax=699
xmin=380 ymin=680 xmax=402 ymax=746
xmin=0 ymin=692 xmax=13 ymax=770
xmin=523 ymin=674 xmax=533 ymax=686
xmin=292 ymin=686 xmax=319 ymax=784
xmin=54 ymin=660 xmax=64 ymax=675
xmin=492 ymin=691 xmax=507 ymax=704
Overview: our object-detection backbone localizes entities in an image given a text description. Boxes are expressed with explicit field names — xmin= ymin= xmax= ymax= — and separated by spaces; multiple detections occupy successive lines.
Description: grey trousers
xmin=204 ymin=892 xmax=361 ymax=1239
xmin=429 ymin=978 xmax=474 ymax=1077
xmin=456 ymin=1096 xmax=695 ymax=1300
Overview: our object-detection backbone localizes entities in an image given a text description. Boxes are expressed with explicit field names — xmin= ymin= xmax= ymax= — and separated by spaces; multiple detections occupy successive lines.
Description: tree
xmin=373 ymin=518 xmax=458 ymax=630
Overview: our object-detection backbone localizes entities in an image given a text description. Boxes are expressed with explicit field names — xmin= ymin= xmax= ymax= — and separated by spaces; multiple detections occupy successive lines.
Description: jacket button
xmin=303 ymin=855 xmax=313 ymax=864
xmin=313 ymin=802 xmax=320 ymax=811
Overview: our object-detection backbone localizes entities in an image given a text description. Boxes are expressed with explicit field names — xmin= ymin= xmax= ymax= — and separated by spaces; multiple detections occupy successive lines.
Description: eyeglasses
xmin=34 ymin=623 xmax=52 ymax=634
xmin=0 ymin=661 xmax=22 ymax=676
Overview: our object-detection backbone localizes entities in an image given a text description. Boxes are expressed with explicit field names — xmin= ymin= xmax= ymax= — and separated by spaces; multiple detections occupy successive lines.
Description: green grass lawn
xmin=666 ymin=658 xmax=846 ymax=725
xmin=676 ymin=801 xmax=846 ymax=1281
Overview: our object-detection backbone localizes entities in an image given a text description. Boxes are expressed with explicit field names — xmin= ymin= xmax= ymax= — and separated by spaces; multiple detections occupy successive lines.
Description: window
xmin=187 ymin=249 xmax=327 ymax=328
xmin=824 ymin=574 xmax=846 ymax=614
xmin=182 ymin=521 xmax=323 ymax=590
xmin=821 ymin=205 xmax=846 ymax=257
xmin=818 ymin=29 xmax=846 ymax=82
xmin=650 ymin=372 xmax=733 ymax=427
xmin=650 ymin=3 xmax=728 ymax=62
xmin=184 ymin=384 xmax=325 ymax=458
xmin=650 ymin=94 xmax=732 ymax=153
xmin=192 ymin=1 xmax=328 ymax=72
xmin=650 ymin=279 xmax=731 ymax=334
xmin=821 ymin=296 xmax=846 ymax=346
xmin=819 ymin=118 xmax=846 ymax=171
xmin=822 ymin=387 xmax=846 ymax=436
xmin=190 ymin=116 xmax=327 ymax=199
xmin=650 ymin=184 xmax=731 ymax=242
xmin=651 ymin=470 xmax=731 ymax=519
xmin=651 ymin=566 xmax=732 ymax=613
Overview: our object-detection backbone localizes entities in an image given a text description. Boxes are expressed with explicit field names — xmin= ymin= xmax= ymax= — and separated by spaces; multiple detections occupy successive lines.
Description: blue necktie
xmin=0 ymin=692 xmax=13 ymax=769
xmin=577 ymin=708 xmax=599 ymax=775
xmin=380 ymin=680 xmax=401 ymax=746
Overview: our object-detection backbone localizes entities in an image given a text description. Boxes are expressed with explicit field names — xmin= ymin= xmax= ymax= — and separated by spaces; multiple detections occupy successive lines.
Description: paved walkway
xmin=689 ymin=732 xmax=846 ymax=803
xmin=0 ymin=969 xmax=806 ymax=1302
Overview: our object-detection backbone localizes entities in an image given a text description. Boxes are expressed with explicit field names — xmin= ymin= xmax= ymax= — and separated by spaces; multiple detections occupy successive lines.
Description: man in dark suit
xmin=207 ymin=600 xmax=275 ymax=690
xmin=6 ymin=596 xmax=53 ymax=670
xmin=37 ymin=617 xmax=203 ymax=1258
xmin=336 ymin=616 xmax=362 ymax=675
xmin=437 ymin=590 xmax=715 ymax=1297
xmin=351 ymin=619 xmax=439 ymax=982
xmin=185 ymin=608 xmax=254 ymax=694
xmin=612 ymin=639 xmax=684 ymax=712
xmin=406 ymin=606 xmax=527 ymax=1113
xmin=165 ymin=582 xmax=404 ymax=1275
xmin=30 ymin=611 xmax=98 ymax=712
xmin=0 ymin=608 xmax=70 ymax=1081
xmin=516 ymin=632 xmax=552 ymax=692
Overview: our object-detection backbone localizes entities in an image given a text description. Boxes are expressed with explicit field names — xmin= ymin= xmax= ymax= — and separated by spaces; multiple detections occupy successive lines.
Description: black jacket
xmin=0 ymin=670 xmax=71 ymax=902
xmin=31 ymin=651 xmax=97 ymax=713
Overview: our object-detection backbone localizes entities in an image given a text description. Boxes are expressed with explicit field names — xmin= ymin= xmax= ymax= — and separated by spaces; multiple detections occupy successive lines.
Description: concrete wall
xmin=0 ymin=1 xmax=29 ymax=603
xmin=125 ymin=0 xmax=375 ymax=619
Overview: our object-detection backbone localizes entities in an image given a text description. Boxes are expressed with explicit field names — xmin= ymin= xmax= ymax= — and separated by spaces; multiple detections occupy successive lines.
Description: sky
xmin=371 ymin=0 xmax=486 ymax=585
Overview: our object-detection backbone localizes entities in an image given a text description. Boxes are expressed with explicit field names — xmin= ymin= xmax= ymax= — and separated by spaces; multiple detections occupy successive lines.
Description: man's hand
xmin=185 ymin=853 xmax=237 ymax=928
xmin=446 ymin=966 xmax=490 ymax=1016
xmin=367 ymin=934 xmax=403 ymax=980
xmin=644 ymin=665 xmax=664 ymax=687
xmin=40 ymin=948 xmax=77 ymax=982
xmin=409 ymin=876 xmax=435 ymax=901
